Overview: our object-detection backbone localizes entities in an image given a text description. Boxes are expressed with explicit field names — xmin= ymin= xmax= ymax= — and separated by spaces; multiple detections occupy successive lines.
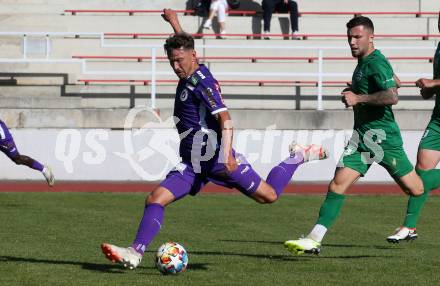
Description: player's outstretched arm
xmin=416 ymin=78 xmax=440 ymax=99
xmin=162 ymin=9 xmax=184 ymax=34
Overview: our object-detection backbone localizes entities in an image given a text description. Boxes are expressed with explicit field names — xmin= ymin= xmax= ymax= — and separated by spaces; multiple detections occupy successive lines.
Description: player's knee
xmin=146 ymin=187 xmax=175 ymax=206
xmin=328 ymin=180 xmax=346 ymax=194
xmin=146 ymin=193 xmax=163 ymax=205
xmin=10 ymin=155 xmax=23 ymax=165
xmin=251 ymin=188 xmax=277 ymax=204
xmin=257 ymin=189 xmax=278 ymax=204
xmin=408 ymin=185 xmax=424 ymax=197
xmin=264 ymin=190 xmax=278 ymax=204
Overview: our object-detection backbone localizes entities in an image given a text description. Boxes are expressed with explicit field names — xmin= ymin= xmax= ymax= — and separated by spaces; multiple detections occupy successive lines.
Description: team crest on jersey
xmin=190 ymin=75 xmax=198 ymax=86
xmin=354 ymin=71 xmax=363 ymax=82
xmin=180 ymin=89 xmax=189 ymax=102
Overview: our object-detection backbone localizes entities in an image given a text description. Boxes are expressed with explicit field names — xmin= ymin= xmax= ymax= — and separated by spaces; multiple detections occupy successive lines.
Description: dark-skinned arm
xmin=416 ymin=78 xmax=440 ymax=99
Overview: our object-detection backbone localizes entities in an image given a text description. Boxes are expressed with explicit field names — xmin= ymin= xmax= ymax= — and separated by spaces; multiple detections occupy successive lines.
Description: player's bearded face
xmin=347 ymin=25 xmax=373 ymax=58
xmin=168 ymin=48 xmax=198 ymax=79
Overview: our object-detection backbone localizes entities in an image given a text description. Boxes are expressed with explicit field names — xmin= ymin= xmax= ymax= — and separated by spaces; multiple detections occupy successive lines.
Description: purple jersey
xmin=174 ymin=64 xmax=227 ymax=163
xmin=0 ymin=119 xmax=13 ymax=142
xmin=0 ymin=119 xmax=19 ymax=158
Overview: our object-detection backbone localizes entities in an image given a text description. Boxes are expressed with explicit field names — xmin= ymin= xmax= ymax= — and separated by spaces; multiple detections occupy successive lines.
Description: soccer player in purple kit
xmin=100 ymin=9 xmax=328 ymax=269
xmin=0 ymin=119 xmax=54 ymax=186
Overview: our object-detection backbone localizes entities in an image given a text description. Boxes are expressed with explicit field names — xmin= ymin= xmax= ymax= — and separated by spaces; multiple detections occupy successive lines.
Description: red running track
xmin=0 ymin=181 xmax=439 ymax=195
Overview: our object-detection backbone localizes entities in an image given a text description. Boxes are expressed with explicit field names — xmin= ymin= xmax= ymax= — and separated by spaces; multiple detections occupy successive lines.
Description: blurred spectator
xmin=203 ymin=0 xmax=229 ymax=38
xmin=262 ymin=0 xmax=299 ymax=39
xmin=186 ymin=0 xmax=211 ymax=17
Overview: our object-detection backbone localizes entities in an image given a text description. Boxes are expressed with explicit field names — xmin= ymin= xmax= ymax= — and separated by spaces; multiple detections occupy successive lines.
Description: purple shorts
xmin=0 ymin=120 xmax=18 ymax=158
xmin=160 ymin=151 xmax=262 ymax=201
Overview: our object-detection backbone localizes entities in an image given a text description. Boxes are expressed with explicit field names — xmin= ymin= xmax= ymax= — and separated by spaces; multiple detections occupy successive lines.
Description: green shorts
xmin=338 ymin=145 xmax=414 ymax=178
xmin=419 ymin=120 xmax=440 ymax=151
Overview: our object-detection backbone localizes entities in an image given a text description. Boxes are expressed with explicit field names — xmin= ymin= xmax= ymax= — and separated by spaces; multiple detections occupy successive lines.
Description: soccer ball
xmin=155 ymin=242 xmax=188 ymax=275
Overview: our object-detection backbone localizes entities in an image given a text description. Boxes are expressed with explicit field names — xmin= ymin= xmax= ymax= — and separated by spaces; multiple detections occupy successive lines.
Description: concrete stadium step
xmin=296 ymin=0 xmax=420 ymax=12
xmin=422 ymin=0 xmax=440 ymax=11
xmin=0 ymin=96 xmax=82 ymax=108
xmin=0 ymin=107 xmax=433 ymax=130
xmin=0 ymin=13 xmax=435 ymax=35
xmin=66 ymin=83 xmax=432 ymax=110
xmin=0 ymin=14 xmax=197 ymax=34
xmin=15 ymin=0 xmax=183 ymax=14
xmin=0 ymin=60 xmax=431 ymax=83
xmin=0 ymin=85 xmax=63 ymax=97
xmin=0 ymin=64 xmax=81 ymax=84
xmin=1 ymin=0 xmax=437 ymax=17
xmin=1 ymin=34 xmax=436 ymax=61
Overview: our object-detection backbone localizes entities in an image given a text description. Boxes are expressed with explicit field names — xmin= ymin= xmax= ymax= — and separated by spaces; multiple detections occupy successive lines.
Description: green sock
xmin=316 ymin=191 xmax=346 ymax=228
xmin=403 ymin=168 xmax=440 ymax=228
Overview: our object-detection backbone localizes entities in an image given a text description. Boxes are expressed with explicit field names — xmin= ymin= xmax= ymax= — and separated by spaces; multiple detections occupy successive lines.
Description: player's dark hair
xmin=164 ymin=32 xmax=195 ymax=56
xmin=346 ymin=16 xmax=374 ymax=33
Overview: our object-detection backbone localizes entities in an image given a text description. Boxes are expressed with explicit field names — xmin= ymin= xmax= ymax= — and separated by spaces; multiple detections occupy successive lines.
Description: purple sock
xmin=31 ymin=160 xmax=44 ymax=172
xmin=131 ymin=203 xmax=164 ymax=255
xmin=266 ymin=155 xmax=303 ymax=197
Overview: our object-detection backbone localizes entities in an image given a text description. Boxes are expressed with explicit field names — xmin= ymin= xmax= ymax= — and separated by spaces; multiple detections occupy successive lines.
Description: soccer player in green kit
xmin=284 ymin=16 xmax=425 ymax=255
xmin=387 ymin=11 xmax=440 ymax=243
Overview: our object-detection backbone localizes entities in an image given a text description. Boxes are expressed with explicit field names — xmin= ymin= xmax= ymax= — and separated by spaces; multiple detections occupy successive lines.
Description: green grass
xmin=0 ymin=192 xmax=439 ymax=285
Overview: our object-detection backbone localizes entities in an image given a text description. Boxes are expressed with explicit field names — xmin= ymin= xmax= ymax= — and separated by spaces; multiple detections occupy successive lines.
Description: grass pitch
xmin=0 ymin=192 xmax=439 ymax=285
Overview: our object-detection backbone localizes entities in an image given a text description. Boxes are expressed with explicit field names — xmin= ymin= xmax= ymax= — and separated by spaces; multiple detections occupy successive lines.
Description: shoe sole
xmin=289 ymin=144 xmax=328 ymax=162
xmin=44 ymin=167 xmax=55 ymax=187
xmin=47 ymin=177 xmax=55 ymax=187
xmin=101 ymin=243 xmax=123 ymax=264
xmin=386 ymin=235 xmax=418 ymax=244
xmin=101 ymin=243 xmax=138 ymax=269
xmin=284 ymin=242 xmax=321 ymax=255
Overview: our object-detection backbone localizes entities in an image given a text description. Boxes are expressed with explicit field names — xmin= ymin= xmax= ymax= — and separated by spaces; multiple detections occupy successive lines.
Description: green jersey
xmin=350 ymin=49 xmax=401 ymax=149
xmin=431 ymin=42 xmax=440 ymax=122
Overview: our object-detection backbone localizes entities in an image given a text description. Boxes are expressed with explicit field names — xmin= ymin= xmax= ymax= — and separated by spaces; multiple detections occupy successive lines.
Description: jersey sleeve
xmin=369 ymin=60 xmax=397 ymax=90
xmin=434 ymin=44 xmax=440 ymax=79
xmin=194 ymin=79 xmax=228 ymax=115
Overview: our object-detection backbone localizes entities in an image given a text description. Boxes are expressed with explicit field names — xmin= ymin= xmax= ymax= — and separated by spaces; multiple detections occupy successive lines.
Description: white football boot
xmin=386 ymin=227 xmax=418 ymax=243
xmin=42 ymin=166 xmax=55 ymax=187
xmin=289 ymin=142 xmax=328 ymax=162
xmin=101 ymin=243 xmax=142 ymax=269
xmin=284 ymin=237 xmax=321 ymax=255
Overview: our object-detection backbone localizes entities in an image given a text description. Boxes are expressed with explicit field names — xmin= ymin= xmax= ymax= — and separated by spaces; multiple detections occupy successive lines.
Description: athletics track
xmin=0 ymin=182 xmax=439 ymax=195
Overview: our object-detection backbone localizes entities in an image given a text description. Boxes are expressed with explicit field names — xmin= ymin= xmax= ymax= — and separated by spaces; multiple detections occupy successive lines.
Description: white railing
xmin=0 ymin=32 xmax=436 ymax=110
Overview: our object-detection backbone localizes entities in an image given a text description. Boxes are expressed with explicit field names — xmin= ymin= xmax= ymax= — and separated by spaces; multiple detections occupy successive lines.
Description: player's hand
xmin=420 ymin=87 xmax=435 ymax=99
xmin=162 ymin=8 xmax=178 ymax=24
xmin=341 ymin=82 xmax=352 ymax=93
xmin=342 ymin=83 xmax=352 ymax=93
xmin=341 ymin=90 xmax=361 ymax=107
xmin=416 ymin=78 xmax=435 ymax=89
xmin=224 ymin=153 xmax=238 ymax=173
